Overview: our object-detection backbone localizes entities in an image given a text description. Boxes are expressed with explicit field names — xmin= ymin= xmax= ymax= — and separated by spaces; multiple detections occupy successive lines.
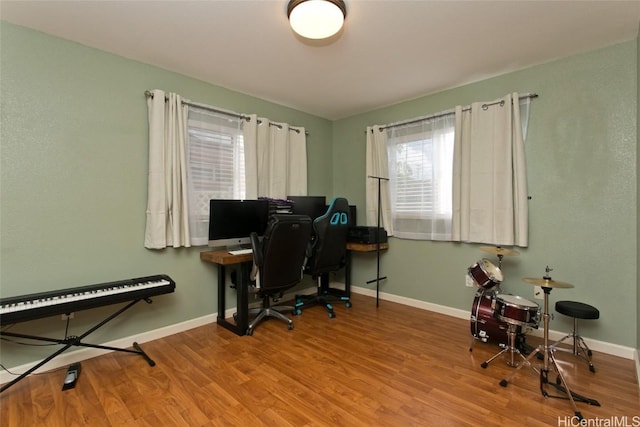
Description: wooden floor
xmin=1 ymin=293 xmax=638 ymax=426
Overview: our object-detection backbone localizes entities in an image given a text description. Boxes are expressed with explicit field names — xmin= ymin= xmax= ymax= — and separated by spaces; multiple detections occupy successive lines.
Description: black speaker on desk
xmin=347 ymin=226 xmax=387 ymax=244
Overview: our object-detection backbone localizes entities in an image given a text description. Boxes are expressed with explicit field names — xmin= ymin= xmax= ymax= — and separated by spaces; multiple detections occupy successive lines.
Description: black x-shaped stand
xmin=1 ymin=298 xmax=156 ymax=393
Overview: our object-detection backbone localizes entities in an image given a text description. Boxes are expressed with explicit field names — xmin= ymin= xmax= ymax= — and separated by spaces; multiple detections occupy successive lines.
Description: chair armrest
xmin=250 ymin=232 xmax=263 ymax=267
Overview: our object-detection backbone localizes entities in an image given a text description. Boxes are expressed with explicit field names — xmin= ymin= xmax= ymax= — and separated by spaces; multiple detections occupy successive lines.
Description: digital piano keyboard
xmin=0 ymin=274 xmax=175 ymax=324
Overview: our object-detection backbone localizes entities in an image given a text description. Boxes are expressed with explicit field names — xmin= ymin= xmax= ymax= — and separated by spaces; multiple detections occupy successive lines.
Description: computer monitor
xmin=288 ymin=196 xmax=327 ymax=221
xmin=348 ymin=205 xmax=357 ymax=227
xmin=208 ymin=199 xmax=270 ymax=249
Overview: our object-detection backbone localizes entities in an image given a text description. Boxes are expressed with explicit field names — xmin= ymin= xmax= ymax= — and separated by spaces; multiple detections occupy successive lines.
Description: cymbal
xmin=479 ymin=246 xmax=520 ymax=257
xmin=522 ymin=277 xmax=574 ymax=289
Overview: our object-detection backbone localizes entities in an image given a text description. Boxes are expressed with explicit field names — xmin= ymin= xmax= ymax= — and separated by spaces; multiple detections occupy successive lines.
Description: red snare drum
xmin=468 ymin=258 xmax=503 ymax=290
xmin=470 ymin=290 xmax=509 ymax=344
xmin=494 ymin=294 xmax=540 ymax=328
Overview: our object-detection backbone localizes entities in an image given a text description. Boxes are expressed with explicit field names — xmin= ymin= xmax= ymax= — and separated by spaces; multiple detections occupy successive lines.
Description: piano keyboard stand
xmin=1 ymin=298 xmax=157 ymax=393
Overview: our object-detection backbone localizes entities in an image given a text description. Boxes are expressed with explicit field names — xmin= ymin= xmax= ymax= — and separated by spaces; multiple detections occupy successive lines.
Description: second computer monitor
xmin=288 ymin=196 xmax=327 ymax=221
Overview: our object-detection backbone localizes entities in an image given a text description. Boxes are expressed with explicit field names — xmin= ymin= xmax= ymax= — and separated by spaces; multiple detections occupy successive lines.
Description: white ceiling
xmin=2 ymin=0 xmax=639 ymax=120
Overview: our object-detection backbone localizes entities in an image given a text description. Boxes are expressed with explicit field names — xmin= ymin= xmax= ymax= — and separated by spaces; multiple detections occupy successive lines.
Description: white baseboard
xmin=2 ymin=285 xmax=636 ymax=387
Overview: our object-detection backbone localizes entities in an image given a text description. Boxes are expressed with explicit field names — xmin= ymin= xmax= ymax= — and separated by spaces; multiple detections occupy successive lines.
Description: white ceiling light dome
xmin=287 ymin=0 xmax=347 ymax=40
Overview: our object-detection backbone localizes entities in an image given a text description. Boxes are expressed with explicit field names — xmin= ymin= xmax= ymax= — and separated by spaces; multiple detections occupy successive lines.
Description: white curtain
xmin=243 ymin=114 xmax=307 ymax=199
xmin=144 ymin=90 xmax=191 ymax=249
xmin=365 ymin=126 xmax=393 ymax=234
xmin=452 ymin=92 xmax=529 ymax=246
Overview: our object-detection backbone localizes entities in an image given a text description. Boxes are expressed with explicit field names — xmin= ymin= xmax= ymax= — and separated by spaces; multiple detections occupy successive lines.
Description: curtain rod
xmin=144 ymin=90 xmax=306 ymax=135
xmin=145 ymin=90 xmax=247 ymax=120
xmin=375 ymin=93 xmax=538 ymax=132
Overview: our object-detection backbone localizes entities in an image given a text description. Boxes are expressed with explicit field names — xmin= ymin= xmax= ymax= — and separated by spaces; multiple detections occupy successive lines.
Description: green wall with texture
xmin=1 ymin=22 xmax=637 ymax=371
xmin=637 ymin=29 xmax=640 ymax=361
xmin=0 ymin=22 xmax=332 ymax=368
xmin=333 ymin=40 xmax=637 ymax=349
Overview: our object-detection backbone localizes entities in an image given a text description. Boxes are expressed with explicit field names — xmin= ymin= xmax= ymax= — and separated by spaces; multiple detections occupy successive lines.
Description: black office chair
xmin=245 ymin=214 xmax=312 ymax=335
xmin=294 ymin=197 xmax=352 ymax=318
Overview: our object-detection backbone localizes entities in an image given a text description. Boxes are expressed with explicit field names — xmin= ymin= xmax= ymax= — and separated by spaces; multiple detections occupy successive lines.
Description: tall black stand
xmin=367 ymin=175 xmax=389 ymax=307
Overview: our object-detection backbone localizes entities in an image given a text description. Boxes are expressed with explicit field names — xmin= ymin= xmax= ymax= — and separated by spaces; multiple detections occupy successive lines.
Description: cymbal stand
xmin=498 ymin=282 xmax=599 ymax=421
xmin=496 ymin=253 xmax=504 ymax=269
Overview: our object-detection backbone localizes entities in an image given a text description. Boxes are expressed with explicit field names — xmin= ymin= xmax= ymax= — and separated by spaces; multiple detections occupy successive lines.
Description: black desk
xmin=200 ymin=250 xmax=253 ymax=336
xmin=201 ymin=242 xmax=389 ymax=336
xmin=345 ymin=242 xmax=389 ymax=290
xmin=338 ymin=242 xmax=389 ymax=298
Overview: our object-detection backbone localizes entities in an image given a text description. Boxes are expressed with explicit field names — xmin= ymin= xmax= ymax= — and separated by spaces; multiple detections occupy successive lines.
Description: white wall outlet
xmin=465 ymin=274 xmax=474 ymax=287
xmin=533 ymin=286 xmax=543 ymax=300
xmin=61 ymin=313 xmax=74 ymax=320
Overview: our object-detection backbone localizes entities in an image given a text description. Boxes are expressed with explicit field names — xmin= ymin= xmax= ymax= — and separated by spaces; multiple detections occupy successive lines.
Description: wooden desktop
xmin=346 ymin=242 xmax=389 ymax=252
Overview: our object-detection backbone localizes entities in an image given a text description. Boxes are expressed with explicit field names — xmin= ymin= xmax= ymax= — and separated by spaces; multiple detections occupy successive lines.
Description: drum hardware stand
xmin=481 ymin=322 xmax=528 ymax=368
xmin=498 ymin=269 xmax=600 ymax=421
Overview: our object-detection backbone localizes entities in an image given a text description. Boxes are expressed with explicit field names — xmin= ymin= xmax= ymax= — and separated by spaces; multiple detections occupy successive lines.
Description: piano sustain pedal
xmin=62 ymin=362 xmax=80 ymax=391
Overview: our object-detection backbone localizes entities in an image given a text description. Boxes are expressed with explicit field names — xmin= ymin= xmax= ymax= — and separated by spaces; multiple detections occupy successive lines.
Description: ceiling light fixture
xmin=287 ymin=0 xmax=347 ymax=40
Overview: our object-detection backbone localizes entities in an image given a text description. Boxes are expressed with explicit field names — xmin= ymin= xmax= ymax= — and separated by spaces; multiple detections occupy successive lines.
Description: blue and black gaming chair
xmin=294 ymin=197 xmax=352 ymax=318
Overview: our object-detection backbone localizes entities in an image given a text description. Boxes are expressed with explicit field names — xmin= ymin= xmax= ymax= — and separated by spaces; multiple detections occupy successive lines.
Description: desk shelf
xmin=346 ymin=242 xmax=389 ymax=252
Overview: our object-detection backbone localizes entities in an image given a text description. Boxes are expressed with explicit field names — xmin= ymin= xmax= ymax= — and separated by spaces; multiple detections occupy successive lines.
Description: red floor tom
xmin=467 ymin=258 xmax=503 ymax=290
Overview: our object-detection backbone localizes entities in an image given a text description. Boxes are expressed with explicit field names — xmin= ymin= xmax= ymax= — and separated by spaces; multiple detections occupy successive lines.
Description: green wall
xmin=637 ymin=29 xmax=640 ymax=360
xmin=334 ymin=40 xmax=637 ymax=348
xmin=0 ymin=22 xmax=332 ymax=367
xmin=1 ymin=22 xmax=638 ymax=370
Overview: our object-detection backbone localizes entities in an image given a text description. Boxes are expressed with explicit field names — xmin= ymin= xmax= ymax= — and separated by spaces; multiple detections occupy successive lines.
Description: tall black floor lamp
xmin=367 ymin=175 xmax=389 ymax=307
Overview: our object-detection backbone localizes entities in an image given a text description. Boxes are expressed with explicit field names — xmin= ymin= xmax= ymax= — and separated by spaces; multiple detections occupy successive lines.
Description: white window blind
xmin=187 ymin=107 xmax=245 ymax=245
xmin=386 ymin=113 xmax=455 ymax=240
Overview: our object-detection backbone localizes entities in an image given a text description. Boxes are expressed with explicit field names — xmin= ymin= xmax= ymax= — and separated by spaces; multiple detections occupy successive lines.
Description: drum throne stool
xmin=551 ymin=301 xmax=599 ymax=373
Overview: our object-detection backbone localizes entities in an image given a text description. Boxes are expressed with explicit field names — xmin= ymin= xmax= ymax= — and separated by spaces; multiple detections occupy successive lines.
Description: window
xmin=386 ymin=113 xmax=455 ymax=240
xmin=187 ymin=107 xmax=245 ymax=245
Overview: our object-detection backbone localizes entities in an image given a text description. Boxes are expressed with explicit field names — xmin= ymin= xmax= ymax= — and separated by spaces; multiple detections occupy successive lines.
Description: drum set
xmin=468 ymin=250 xmax=599 ymax=420
xmin=468 ymin=246 xmax=540 ymax=367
